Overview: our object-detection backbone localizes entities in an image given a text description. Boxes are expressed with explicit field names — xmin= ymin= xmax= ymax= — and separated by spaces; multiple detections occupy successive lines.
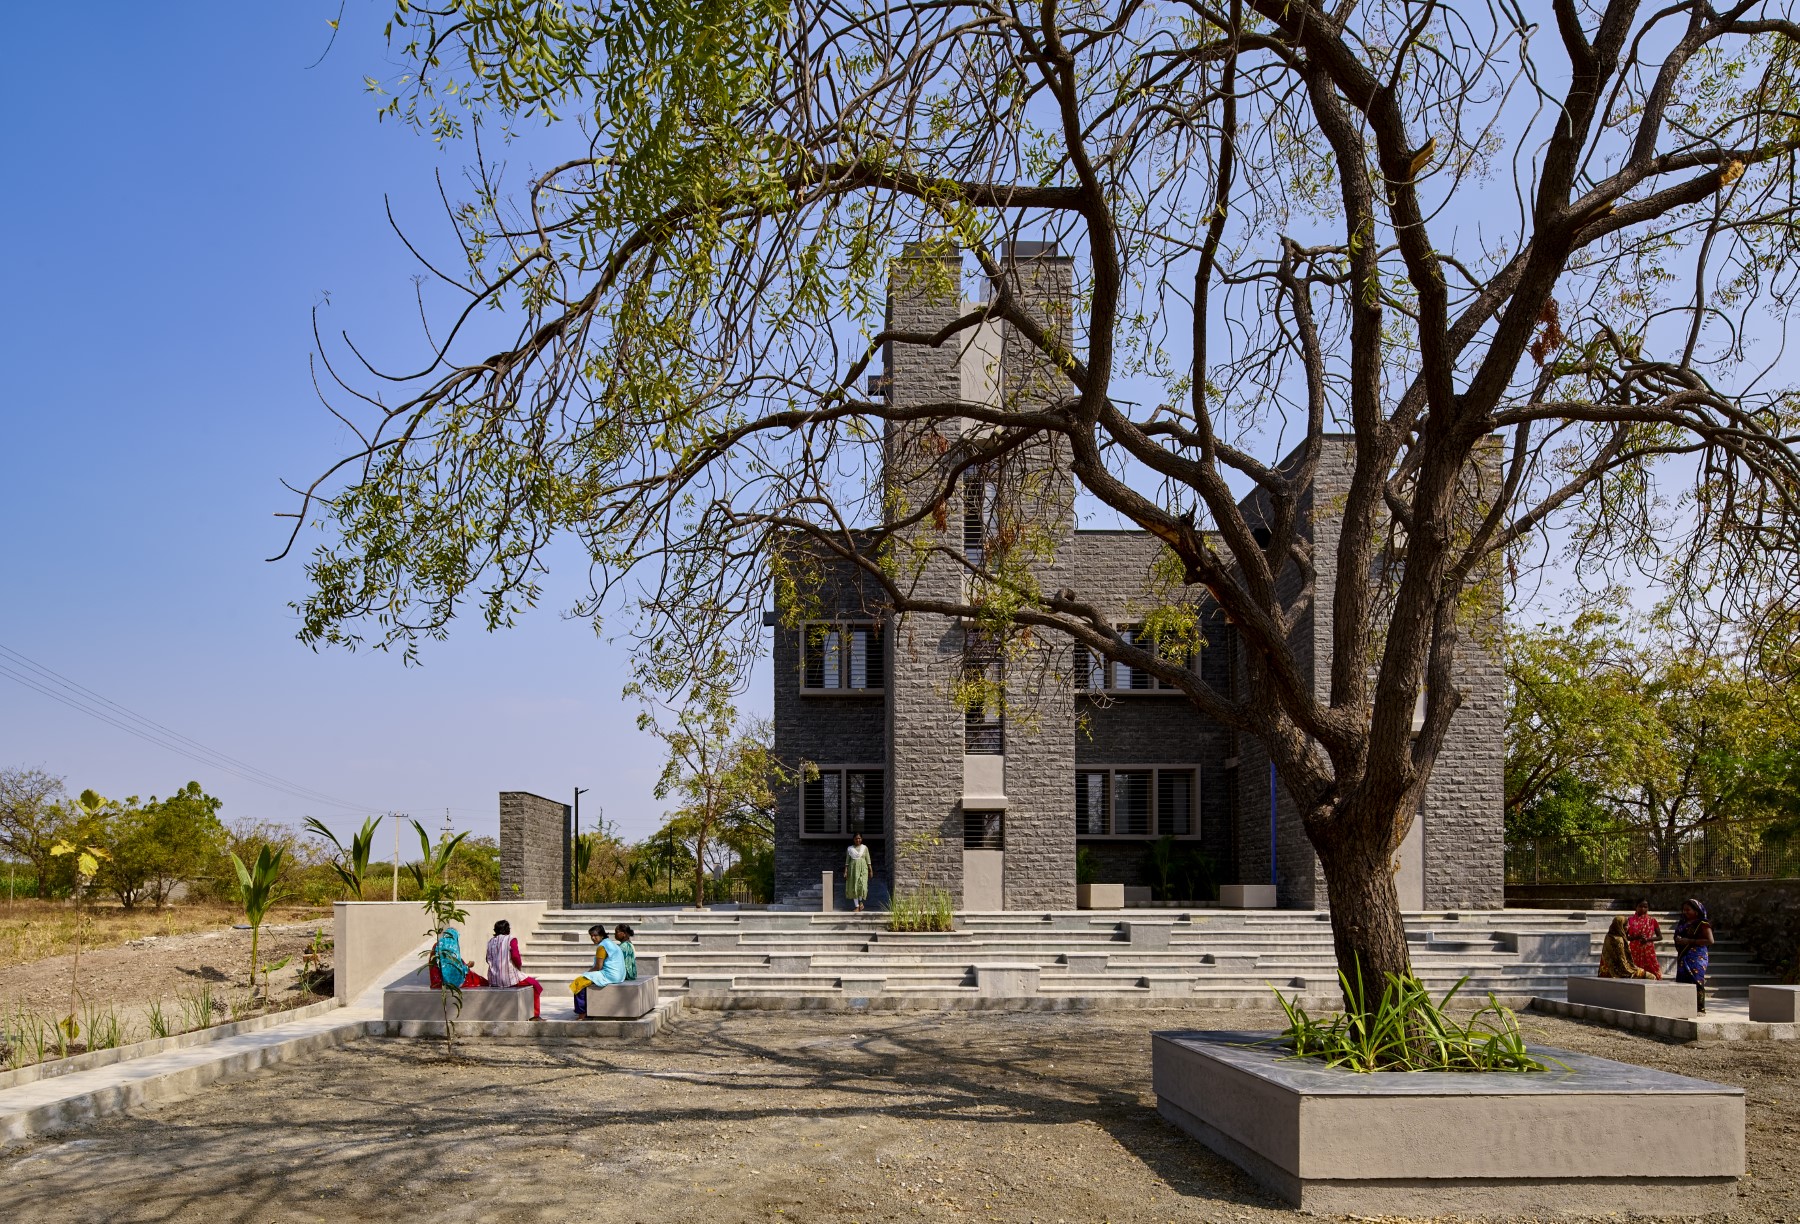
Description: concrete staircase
xmin=516 ymin=907 xmax=1763 ymax=1008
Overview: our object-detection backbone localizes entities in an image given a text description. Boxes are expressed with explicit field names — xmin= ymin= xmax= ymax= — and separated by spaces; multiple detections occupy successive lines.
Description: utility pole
xmin=573 ymin=787 xmax=589 ymax=906
xmin=392 ymin=811 xmax=403 ymax=903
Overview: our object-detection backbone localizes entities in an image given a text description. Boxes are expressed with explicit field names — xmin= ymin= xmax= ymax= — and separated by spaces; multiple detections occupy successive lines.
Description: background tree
xmin=289 ymin=1 xmax=1800 ymax=1002
xmin=99 ymin=783 xmax=227 ymax=909
xmin=633 ymin=648 xmax=791 ymax=909
xmin=1507 ymin=607 xmax=1800 ymax=877
xmin=0 ymin=768 xmax=67 ymax=897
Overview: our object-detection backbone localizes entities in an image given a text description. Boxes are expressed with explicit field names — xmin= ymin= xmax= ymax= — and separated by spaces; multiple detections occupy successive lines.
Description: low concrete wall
xmin=1507 ymin=880 xmax=1800 ymax=980
xmin=334 ymin=901 xmax=549 ymax=1002
xmin=1567 ymin=976 xmax=1699 ymax=1018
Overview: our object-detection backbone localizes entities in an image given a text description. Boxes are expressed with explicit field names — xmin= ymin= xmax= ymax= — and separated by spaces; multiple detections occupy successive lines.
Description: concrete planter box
xmin=383 ymin=985 xmax=533 ymax=1023
xmin=1077 ymin=883 xmax=1124 ymax=910
xmin=1218 ymin=884 xmax=1278 ymax=909
xmin=1750 ymin=984 xmax=1800 ymax=1023
xmin=1567 ymin=976 xmax=1698 ymax=1018
xmin=582 ymin=977 xmax=658 ymax=1020
xmin=1152 ymin=1030 xmax=1743 ymax=1215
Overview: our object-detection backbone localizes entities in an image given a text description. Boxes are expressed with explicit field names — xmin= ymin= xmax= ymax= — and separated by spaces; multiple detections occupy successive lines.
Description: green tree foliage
xmin=288 ymin=1 xmax=1800 ymax=996
xmin=1507 ymin=609 xmax=1800 ymax=876
xmin=96 ymin=783 xmax=227 ymax=909
xmin=0 ymin=767 xmax=67 ymax=896
xmin=631 ymin=646 xmax=789 ymax=909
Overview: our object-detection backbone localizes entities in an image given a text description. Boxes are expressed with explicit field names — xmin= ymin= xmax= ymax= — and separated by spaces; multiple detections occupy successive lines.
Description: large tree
xmin=285 ymin=1 xmax=1800 ymax=1001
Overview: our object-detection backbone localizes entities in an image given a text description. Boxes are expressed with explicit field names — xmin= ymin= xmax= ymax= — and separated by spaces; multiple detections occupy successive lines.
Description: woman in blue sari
xmin=1672 ymin=898 xmax=1713 ymax=1014
xmin=429 ymin=927 xmax=487 ymax=989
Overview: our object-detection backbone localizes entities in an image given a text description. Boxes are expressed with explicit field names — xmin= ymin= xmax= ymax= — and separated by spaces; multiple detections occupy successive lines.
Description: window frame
xmin=1072 ymin=765 xmax=1201 ymax=839
xmin=798 ymin=620 xmax=886 ymax=694
xmin=1073 ymin=626 xmax=1198 ymax=695
xmin=799 ymin=764 xmax=888 ymax=839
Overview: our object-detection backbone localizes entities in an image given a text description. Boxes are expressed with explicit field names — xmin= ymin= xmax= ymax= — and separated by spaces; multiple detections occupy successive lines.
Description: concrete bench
xmin=1749 ymin=984 xmax=1800 ymax=1023
xmin=581 ymin=976 xmax=659 ymax=1020
xmin=1566 ymin=976 xmax=1698 ymax=1018
xmin=383 ymin=985 xmax=533 ymax=1023
xmin=972 ymin=963 xmax=1041 ymax=996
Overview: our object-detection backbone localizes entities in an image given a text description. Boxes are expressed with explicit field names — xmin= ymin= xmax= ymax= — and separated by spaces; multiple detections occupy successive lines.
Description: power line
xmin=0 ymin=642 xmax=382 ymax=814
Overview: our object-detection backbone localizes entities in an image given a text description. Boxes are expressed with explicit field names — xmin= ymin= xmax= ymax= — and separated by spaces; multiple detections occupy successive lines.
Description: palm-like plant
xmin=303 ymin=815 xmax=383 ymax=900
xmin=230 ymin=845 xmax=285 ymax=1007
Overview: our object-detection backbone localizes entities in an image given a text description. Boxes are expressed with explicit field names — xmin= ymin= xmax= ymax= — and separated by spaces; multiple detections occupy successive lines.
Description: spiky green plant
xmin=1271 ymin=964 xmax=1553 ymax=1074
xmin=230 ymin=844 xmax=285 ymax=1007
xmin=304 ymin=815 xmax=384 ymax=899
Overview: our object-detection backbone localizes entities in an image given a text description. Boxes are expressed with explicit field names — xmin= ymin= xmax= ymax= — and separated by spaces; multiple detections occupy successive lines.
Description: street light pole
xmin=573 ymin=787 xmax=589 ymax=906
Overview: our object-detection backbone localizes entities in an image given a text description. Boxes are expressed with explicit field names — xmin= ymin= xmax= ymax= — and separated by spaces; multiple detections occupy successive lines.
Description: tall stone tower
xmin=882 ymin=242 xmax=1079 ymax=909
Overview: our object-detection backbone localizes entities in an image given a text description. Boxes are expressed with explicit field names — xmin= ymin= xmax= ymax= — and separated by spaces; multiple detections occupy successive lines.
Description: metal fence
xmin=1506 ymin=830 xmax=1800 ymax=885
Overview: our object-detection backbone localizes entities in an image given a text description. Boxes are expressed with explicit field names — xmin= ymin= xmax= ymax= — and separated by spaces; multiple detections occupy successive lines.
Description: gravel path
xmin=3 ymin=1007 xmax=1797 ymax=1222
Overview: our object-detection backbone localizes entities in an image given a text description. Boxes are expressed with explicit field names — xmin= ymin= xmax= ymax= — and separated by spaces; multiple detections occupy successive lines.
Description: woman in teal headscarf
xmin=429 ymin=927 xmax=487 ymax=989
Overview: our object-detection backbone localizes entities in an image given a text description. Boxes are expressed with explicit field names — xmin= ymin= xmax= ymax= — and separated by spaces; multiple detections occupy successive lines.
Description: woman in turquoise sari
xmin=571 ymin=923 xmax=634 ymax=1017
xmin=429 ymin=928 xmax=487 ymax=989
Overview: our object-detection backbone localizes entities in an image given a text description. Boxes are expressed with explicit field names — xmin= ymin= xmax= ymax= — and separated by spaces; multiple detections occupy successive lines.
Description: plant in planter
xmin=889 ymin=829 xmax=954 ymax=932
xmin=1272 ymin=967 xmax=1548 ymax=1073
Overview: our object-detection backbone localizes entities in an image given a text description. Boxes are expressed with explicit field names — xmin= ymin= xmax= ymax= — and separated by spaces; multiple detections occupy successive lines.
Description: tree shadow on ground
xmin=0 ymin=1010 xmax=1290 ymax=1223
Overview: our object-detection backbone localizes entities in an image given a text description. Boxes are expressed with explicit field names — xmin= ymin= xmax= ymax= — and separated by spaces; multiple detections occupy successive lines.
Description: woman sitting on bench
xmin=485 ymin=919 xmax=543 ymax=1020
xmin=428 ymin=927 xmax=487 ymax=990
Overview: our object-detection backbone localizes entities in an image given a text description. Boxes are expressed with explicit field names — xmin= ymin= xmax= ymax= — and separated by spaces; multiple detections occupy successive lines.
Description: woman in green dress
xmin=844 ymin=833 xmax=871 ymax=913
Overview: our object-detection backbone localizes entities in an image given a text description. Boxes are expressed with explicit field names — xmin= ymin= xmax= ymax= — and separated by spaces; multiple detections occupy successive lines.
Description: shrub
xmin=888 ymin=886 xmax=954 ymax=933
xmin=1272 ymin=967 xmax=1550 ymax=1073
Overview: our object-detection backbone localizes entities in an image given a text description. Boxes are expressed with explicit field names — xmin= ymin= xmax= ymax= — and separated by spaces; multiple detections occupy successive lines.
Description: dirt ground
xmin=4 ymin=1007 xmax=1799 ymax=1223
xmin=0 ymin=917 xmax=332 ymax=1041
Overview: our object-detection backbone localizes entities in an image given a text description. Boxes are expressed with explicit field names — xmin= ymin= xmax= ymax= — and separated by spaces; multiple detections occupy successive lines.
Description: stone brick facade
xmin=768 ymin=250 xmax=1506 ymax=911
xmin=499 ymin=791 xmax=568 ymax=903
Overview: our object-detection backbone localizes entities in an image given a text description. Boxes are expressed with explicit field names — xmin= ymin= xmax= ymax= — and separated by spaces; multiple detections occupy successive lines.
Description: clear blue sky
xmin=0 ymin=5 xmax=726 ymax=844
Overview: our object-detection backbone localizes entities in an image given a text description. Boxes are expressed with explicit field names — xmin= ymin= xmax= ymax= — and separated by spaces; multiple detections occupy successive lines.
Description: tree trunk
xmin=1317 ymin=812 xmax=1413 ymax=1015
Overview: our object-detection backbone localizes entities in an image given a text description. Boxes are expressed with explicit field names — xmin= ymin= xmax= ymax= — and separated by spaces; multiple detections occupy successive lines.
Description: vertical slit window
xmin=1158 ymin=770 xmax=1194 ymax=836
xmin=1076 ymin=771 xmax=1109 ymax=835
xmin=963 ymin=473 xmax=989 ymax=568
xmin=846 ymin=769 xmax=885 ymax=837
xmin=1113 ymin=770 xmax=1152 ymax=836
xmin=802 ymin=771 xmax=843 ymax=836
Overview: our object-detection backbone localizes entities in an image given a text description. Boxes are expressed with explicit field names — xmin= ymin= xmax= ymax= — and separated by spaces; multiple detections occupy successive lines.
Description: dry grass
xmin=0 ymin=901 xmax=329 ymax=968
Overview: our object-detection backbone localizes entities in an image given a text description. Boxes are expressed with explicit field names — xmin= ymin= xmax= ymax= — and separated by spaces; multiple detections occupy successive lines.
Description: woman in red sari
xmin=1624 ymin=899 xmax=1663 ymax=979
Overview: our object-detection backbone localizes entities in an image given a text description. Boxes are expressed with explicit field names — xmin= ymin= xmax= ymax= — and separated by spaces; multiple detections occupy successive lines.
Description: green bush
xmin=888 ymin=886 xmax=954 ymax=932
xmin=1272 ymin=967 xmax=1551 ymax=1073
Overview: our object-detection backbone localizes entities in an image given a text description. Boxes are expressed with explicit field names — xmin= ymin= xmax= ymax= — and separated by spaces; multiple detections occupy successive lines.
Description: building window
xmin=1074 ymin=626 xmax=1194 ymax=693
xmin=964 ymin=808 xmax=1004 ymax=849
xmin=801 ymin=767 xmax=885 ymax=837
xmin=802 ymin=623 xmax=885 ymax=691
xmin=1076 ymin=771 xmax=1108 ymax=835
xmin=963 ymin=471 xmax=994 ymax=568
xmin=963 ymin=635 xmax=1004 ymax=755
xmin=1073 ymin=767 xmax=1199 ymax=838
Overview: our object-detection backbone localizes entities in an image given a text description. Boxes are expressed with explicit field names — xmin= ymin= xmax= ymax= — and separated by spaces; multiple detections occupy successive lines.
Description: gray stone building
xmin=770 ymin=248 xmax=1504 ymax=912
